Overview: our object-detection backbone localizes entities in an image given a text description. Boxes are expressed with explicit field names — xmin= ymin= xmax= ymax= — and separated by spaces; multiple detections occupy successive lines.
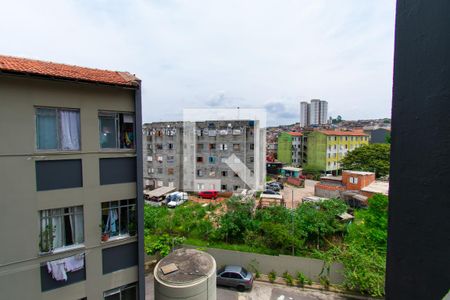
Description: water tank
xmin=154 ymin=248 xmax=216 ymax=300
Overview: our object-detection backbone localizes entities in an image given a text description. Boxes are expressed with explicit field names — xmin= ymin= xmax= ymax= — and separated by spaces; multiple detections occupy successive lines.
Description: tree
xmin=340 ymin=144 xmax=390 ymax=177
xmin=332 ymin=115 xmax=343 ymax=124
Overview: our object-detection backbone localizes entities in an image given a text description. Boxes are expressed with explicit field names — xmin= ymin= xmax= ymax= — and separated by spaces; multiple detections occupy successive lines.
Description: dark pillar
xmin=387 ymin=1 xmax=450 ymax=299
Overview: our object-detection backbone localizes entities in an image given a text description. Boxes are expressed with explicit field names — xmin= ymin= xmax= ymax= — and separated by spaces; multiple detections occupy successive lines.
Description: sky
xmin=0 ymin=0 xmax=396 ymax=126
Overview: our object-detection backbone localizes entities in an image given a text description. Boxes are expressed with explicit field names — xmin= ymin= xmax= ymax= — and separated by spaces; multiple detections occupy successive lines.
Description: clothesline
xmin=46 ymin=253 xmax=85 ymax=281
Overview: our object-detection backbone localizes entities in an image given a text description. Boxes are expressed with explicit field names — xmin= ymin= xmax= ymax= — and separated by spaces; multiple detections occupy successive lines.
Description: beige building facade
xmin=0 ymin=56 xmax=145 ymax=299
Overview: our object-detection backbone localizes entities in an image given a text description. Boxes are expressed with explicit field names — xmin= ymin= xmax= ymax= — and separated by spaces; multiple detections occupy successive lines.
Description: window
xmin=248 ymin=156 xmax=254 ymax=163
xmin=168 ymin=168 xmax=174 ymax=175
xmin=221 ymin=184 xmax=227 ymax=191
xmin=101 ymin=200 xmax=136 ymax=240
xmin=350 ymin=177 xmax=359 ymax=184
xmin=167 ymin=155 xmax=175 ymax=163
xmin=167 ymin=143 xmax=174 ymax=150
xmin=197 ymin=143 xmax=204 ymax=150
xmin=157 ymin=168 xmax=163 ymax=174
xmin=233 ymin=144 xmax=240 ymax=151
xmin=250 ymin=143 xmax=254 ymax=150
xmin=209 ymin=171 xmax=216 ymax=176
xmin=197 ymin=156 xmax=203 ymax=163
xmin=197 ymin=169 xmax=203 ymax=177
xmin=222 ymin=170 xmax=228 ymax=176
xmin=233 ymin=185 xmax=240 ymax=191
xmin=209 ymin=143 xmax=216 ymax=150
xmin=36 ymin=107 xmax=80 ymax=151
xmin=147 ymin=156 xmax=153 ymax=162
xmin=168 ymin=181 xmax=174 ymax=188
xmin=99 ymin=112 xmax=134 ymax=149
xmin=208 ymin=156 xmax=216 ymax=164
xmin=157 ymin=156 xmax=163 ymax=162
xmin=104 ymin=283 xmax=137 ymax=300
xmin=156 ymin=144 xmax=163 ymax=150
xmin=39 ymin=206 xmax=84 ymax=252
xmin=219 ymin=143 xmax=228 ymax=150
xmin=148 ymin=168 xmax=154 ymax=174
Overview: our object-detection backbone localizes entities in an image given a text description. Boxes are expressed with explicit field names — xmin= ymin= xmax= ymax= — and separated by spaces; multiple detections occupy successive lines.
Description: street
xmin=146 ymin=275 xmax=370 ymax=300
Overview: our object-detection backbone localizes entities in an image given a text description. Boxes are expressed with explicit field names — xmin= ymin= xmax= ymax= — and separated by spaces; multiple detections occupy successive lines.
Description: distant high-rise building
xmin=299 ymin=99 xmax=328 ymax=127
xmin=300 ymin=102 xmax=309 ymax=127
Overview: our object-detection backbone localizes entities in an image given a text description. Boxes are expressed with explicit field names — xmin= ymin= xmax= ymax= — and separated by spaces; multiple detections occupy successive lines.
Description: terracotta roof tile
xmin=319 ymin=130 xmax=368 ymax=136
xmin=288 ymin=131 xmax=303 ymax=136
xmin=0 ymin=55 xmax=139 ymax=87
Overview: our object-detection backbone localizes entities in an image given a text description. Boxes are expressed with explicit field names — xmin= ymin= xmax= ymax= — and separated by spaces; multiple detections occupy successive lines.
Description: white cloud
xmin=0 ymin=0 xmax=396 ymax=125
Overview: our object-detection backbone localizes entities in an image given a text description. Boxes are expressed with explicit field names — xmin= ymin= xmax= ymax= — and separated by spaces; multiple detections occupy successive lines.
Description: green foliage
xmin=268 ymin=270 xmax=277 ymax=283
xmin=340 ymin=143 xmax=390 ymax=178
xmin=144 ymin=234 xmax=185 ymax=257
xmin=296 ymin=272 xmax=307 ymax=286
xmin=332 ymin=115 xmax=343 ymax=124
xmin=283 ymin=271 xmax=294 ymax=286
xmin=341 ymin=194 xmax=388 ymax=296
xmin=302 ymin=165 xmax=322 ymax=180
xmin=39 ymin=225 xmax=55 ymax=253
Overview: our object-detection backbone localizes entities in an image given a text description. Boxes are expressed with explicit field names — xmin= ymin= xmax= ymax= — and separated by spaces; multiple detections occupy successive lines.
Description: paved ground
xmin=146 ymin=275 xmax=368 ymax=300
xmin=282 ymin=180 xmax=317 ymax=209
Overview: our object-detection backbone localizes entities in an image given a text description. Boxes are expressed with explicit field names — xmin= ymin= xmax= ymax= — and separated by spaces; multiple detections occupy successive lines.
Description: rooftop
xmin=361 ymin=181 xmax=389 ymax=196
xmin=154 ymin=248 xmax=215 ymax=286
xmin=343 ymin=170 xmax=375 ymax=176
xmin=288 ymin=131 xmax=303 ymax=136
xmin=0 ymin=55 xmax=139 ymax=87
xmin=319 ymin=130 xmax=368 ymax=136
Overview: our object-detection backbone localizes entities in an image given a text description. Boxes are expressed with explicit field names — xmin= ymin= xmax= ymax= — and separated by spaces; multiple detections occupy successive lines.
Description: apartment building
xmin=299 ymin=99 xmax=328 ymax=127
xmin=277 ymin=132 xmax=303 ymax=167
xmin=306 ymin=130 xmax=369 ymax=173
xmin=143 ymin=120 xmax=265 ymax=192
xmin=0 ymin=55 xmax=144 ymax=299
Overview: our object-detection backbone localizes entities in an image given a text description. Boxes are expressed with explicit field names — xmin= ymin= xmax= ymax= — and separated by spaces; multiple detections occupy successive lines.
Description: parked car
xmin=198 ymin=190 xmax=218 ymax=199
xmin=266 ymin=181 xmax=284 ymax=190
xmin=166 ymin=192 xmax=188 ymax=208
xmin=216 ymin=265 xmax=253 ymax=291
xmin=263 ymin=189 xmax=280 ymax=195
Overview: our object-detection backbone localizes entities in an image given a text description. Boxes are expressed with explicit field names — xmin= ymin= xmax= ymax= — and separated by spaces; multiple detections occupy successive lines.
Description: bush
xmin=296 ymin=272 xmax=306 ymax=286
xmin=268 ymin=270 xmax=277 ymax=283
xmin=282 ymin=271 xmax=294 ymax=286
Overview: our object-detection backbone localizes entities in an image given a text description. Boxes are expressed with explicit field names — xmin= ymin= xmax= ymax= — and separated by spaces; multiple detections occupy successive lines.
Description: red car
xmin=198 ymin=190 xmax=219 ymax=199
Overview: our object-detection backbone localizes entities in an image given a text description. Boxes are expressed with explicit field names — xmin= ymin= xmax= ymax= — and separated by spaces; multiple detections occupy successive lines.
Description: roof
xmin=361 ymin=181 xmax=389 ymax=195
xmin=0 ymin=55 xmax=139 ymax=87
xmin=343 ymin=170 xmax=375 ymax=176
xmin=282 ymin=166 xmax=302 ymax=172
xmin=144 ymin=186 xmax=176 ymax=198
xmin=320 ymin=175 xmax=342 ymax=181
xmin=155 ymin=248 xmax=215 ymax=286
xmin=288 ymin=131 xmax=303 ymax=137
xmin=318 ymin=130 xmax=368 ymax=136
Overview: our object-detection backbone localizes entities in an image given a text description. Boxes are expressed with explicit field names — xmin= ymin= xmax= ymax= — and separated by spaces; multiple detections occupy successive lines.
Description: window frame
xmin=39 ymin=205 xmax=84 ymax=253
xmin=35 ymin=106 xmax=81 ymax=152
xmin=98 ymin=111 xmax=135 ymax=150
xmin=101 ymin=199 xmax=136 ymax=241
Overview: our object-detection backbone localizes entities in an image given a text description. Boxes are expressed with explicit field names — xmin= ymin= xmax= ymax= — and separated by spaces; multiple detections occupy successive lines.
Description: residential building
xmin=299 ymin=99 xmax=328 ymax=127
xmin=306 ymin=130 xmax=369 ymax=173
xmin=364 ymin=128 xmax=391 ymax=143
xmin=0 ymin=55 xmax=144 ymax=299
xmin=143 ymin=120 xmax=265 ymax=192
xmin=276 ymin=132 xmax=303 ymax=166
xmin=314 ymin=170 xmax=388 ymax=207
xmin=299 ymin=101 xmax=309 ymax=127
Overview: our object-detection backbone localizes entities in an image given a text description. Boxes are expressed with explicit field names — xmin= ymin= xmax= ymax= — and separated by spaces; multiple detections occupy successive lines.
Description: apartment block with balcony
xmin=277 ymin=132 xmax=304 ymax=167
xmin=306 ymin=130 xmax=369 ymax=173
xmin=0 ymin=55 xmax=144 ymax=300
xmin=143 ymin=120 xmax=265 ymax=192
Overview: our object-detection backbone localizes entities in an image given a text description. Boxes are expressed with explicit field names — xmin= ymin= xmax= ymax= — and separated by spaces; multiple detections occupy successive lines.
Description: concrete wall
xmin=0 ymin=74 xmax=140 ymax=299
xmin=191 ymin=247 xmax=344 ymax=285
xmin=305 ymin=132 xmax=327 ymax=171
xmin=387 ymin=0 xmax=450 ymax=299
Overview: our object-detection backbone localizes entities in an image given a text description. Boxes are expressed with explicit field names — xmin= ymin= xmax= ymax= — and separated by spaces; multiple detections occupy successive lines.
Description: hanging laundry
xmin=65 ymin=254 xmax=84 ymax=272
xmin=47 ymin=259 xmax=67 ymax=281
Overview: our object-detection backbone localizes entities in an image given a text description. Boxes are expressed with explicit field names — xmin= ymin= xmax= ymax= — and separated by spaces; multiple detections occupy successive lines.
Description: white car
xmin=166 ymin=192 xmax=188 ymax=208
